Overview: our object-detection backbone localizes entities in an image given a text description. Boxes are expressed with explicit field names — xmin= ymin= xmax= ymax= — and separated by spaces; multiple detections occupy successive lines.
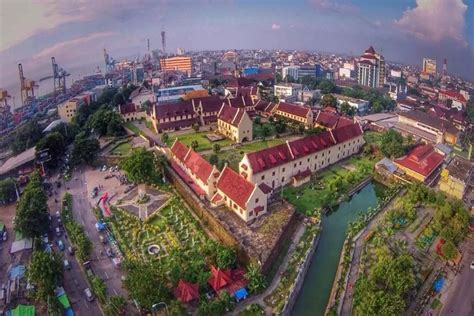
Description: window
xmin=233 ymin=203 xmax=237 ymax=209
xmin=240 ymin=209 xmax=243 ymax=214
xmin=255 ymin=198 xmax=259 ymax=203
xmin=281 ymin=177 xmax=285 ymax=182
xmin=307 ymin=158 xmax=310 ymax=162
xmin=299 ymin=161 xmax=302 ymax=166
xmin=293 ymin=163 xmax=296 ymax=168
xmin=272 ymin=171 xmax=275 ymax=176
xmin=322 ymin=152 xmax=325 ymax=157
xmin=282 ymin=168 xmax=285 ymax=172
xmin=249 ymin=211 xmax=254 ymax=217
xmin=261 ymin=175 xmax=265 ymax=180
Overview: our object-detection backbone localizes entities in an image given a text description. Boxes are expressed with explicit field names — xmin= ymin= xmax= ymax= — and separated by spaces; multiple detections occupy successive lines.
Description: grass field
xmin=205 ymin=137 xmax=288 ymax=171
xmin=364 ymin=131 xmax=383 ymax=146
xmin=110 ymin=142 xmax=132 ymax=156
xmin=283 ymin=155 xmax=376 ymax=214
xmin=165 ymin=131 xmax=232 ymax=152
xmin=124 ymin=122 xmax=142 ymax=135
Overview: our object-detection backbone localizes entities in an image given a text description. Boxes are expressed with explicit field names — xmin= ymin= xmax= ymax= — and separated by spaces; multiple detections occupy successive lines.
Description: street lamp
xmin=151 ymin=302 xmax=168 ymax=316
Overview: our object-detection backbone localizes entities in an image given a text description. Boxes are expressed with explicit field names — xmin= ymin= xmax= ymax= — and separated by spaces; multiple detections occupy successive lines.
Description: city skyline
xmin=0 ymin=0 xmax=473 ymax=87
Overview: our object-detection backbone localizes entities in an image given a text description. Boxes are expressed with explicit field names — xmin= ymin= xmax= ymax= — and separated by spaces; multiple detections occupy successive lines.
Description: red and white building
xmin=217 ymin=104 xmax=253 ymax=143
xmin=273 ymin=102 xmax=313 ymax=127
xmin=438 ymin=90 xmax=468 ymax=110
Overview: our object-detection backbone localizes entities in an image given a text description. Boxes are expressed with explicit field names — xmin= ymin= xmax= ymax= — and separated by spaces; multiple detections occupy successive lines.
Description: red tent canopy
xmin=174 ymin=279 xmax=199 ymax=303
xmin=208 ymin=266 xmax=232 ymax=292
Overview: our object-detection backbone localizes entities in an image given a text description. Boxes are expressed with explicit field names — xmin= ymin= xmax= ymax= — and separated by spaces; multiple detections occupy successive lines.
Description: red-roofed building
xmin=208 ymin=266 xmax=233 ymax=292
xmin=170 ymin=140 xmax=220 ymax=199
xmin=394 ymin=144 xmax=445 ymax=184
xmin=438 ymin=89 xmax=468 ymax=110
xmin=274 ymin=102 xmax=313 ymax=127
xmin=212 ymin=166 xmax=268 ymax=222
xmin=217 ymin=104 xmax=253 ymax=143
xmin=174 ymin=280 xmax=199 ymax=303
xmin=239 ymin=123 xmax=364 ymax=190
xmin=119 ymin=103 xmax=146 ymax=122
xmin=314 ymin=111 xmax=354 ymax=130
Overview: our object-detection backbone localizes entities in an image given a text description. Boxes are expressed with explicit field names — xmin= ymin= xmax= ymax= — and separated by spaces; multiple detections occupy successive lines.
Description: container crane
xmin=52 ymin=57 xmax=69 ymax=98
xmin=18 ymin=63 xmax=38 ymax=106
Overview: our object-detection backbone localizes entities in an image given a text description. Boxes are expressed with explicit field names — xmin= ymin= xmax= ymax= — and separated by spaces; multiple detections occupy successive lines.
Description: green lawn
xmin=283 ymin=155 xmax=376 ymax=214
xmin=364 ymin=131 xmax=383 ymax=146
xmin=205 ymin=137 xmax=288 ymax=171
xmin=124 ymin=122 xmax=142 ymax=135
xmin=165 ymin=131 xmax=232 ymax=152
xmin=110 ymin=142 xmax=132 ymax=156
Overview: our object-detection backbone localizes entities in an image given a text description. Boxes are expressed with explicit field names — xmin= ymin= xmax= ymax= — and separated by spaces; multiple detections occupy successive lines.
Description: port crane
xmin=103 ymin=48 xmax=116 ymax=73
xmin=18 ymin=63 xmax=38 ymax=106
xmin=52 ymin=57 xmax=69 ymax=98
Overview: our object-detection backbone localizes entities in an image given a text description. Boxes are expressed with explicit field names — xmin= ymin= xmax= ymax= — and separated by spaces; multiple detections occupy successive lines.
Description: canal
xmin=292 ymin=182 xmax=386 ymax=316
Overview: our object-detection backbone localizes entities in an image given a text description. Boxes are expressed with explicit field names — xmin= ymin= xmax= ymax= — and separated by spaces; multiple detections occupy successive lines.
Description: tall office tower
xmin=357 ymin=46 xmax=385 ymax=88
xmin=422 ymin=58 xmax=437 ymax=75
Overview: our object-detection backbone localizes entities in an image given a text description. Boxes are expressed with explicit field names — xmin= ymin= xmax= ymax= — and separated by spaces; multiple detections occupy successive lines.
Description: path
xmin=230 ymin=221 xmax=306 ymax=315
xmin=340 ymin=189 xmax=404 ymax=316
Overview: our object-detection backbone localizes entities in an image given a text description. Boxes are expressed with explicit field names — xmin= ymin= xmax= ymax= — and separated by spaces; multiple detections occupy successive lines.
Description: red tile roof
xmin=171 ymin=140 xmax=190 ymax=162
xmin=208 ymin=266 xmax=233 ymax=292
xmin=174 ymin=280 xmax=199 ymax=303
xmin=440 ymin=90 xmax=467 ymax=103
xmin=394 ymin=144 xmax=444 ymax=177
xmin=336 ymin=117 xmax=354 ymax=128
xmin=119 ymin=103 xmax=137 ymax=115
xmin=183 ymin=150 xmax=214 ymax=183
xmin=170 ymin=161 xmax=207 ymax=196
xmin=246 ymin=143 xmax=293 ymax=174
xmin=287 ymin=131 xmax=335 ymax=158
xmin=331 ymin=123 xmax=363 ymax=143
xmin=158 ymin=118 xmax=198 ymax=131
xmin=218 ymin=104 xmax=246 ymax=127
xmin=315 ymin=111 xmax=340 ymax=129
xmin=258 ymin=182 xmax=272 ymax=194
xmin=276 ymin=102 xmax=310 ymax=118
xmin=217 ymin=166 xmax=255 ymax=209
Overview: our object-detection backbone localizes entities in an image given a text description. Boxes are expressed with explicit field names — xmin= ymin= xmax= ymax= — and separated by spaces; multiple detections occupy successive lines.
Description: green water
xmin=292 ymin=182 xmax=384 ymax=316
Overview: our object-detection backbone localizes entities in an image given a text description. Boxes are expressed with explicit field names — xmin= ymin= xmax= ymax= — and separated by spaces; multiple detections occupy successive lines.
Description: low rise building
xmin=439 ymin=156 xmax=472 ymax=199
xmin=239 ymin=123 xmax=364 ymax=190
xmin=273 ymin=83 xmax=302 ymax=100
xmin=57 ymin=98 xmax=85 ymax=122
xmin=333 ymin=94 xmax=369 ymax=114
xmin=118 ymin=103 xmax=146 ymax=122
xmin=438 ymin=90 xmax=468 ymax=110
xmin=394 ymin=144 xmax=444 ymax=185
xmin=211 ymin=166 xmax=268 ymax=222
xmin=314 ymin=111 xmax=353 ymax=130
xmin=273 ymin=102 xmax=313 ymax=127
xmin=129 ymin=86 xmax=155 ymax=108
xmin=217 ymin=104 xmax=253 ymax=143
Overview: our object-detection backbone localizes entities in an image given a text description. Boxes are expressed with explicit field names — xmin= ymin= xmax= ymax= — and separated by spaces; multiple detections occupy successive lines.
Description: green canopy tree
xmin=215 ymin=247 xmax=237 ymax=269
xmin=0 ymin=178 xmax=17 ymax=204
xmin=318 ymin=79 xmax=336 ymax=94
xmin=340 ymin=101 xmax=356 ymax=116
xmin=190 ymin=140 xmax=199 ymax=151
xmin=441 ymin=240 xmax=457 ymax=261
xmin=71 ymin=133 xmax=100 ymax=165
xmin=87 ymin=106 xmax=125 ymax=136
xmin=11 ymin=119 xmax=43 ymax=154
xmin=245 ymin=264 xmax=267 ymax=294
xmin=320 ymin=94 xmax=337 ymax=107
xmin=27 ymin=250 xmax=63 ymax=303
xmin=36 ymin=132 xmax=66 ymax=167
xmin=120 ymin=148 xmax=163 ymax=184
xmin=380 ymin=129 xmax=405 ymax=158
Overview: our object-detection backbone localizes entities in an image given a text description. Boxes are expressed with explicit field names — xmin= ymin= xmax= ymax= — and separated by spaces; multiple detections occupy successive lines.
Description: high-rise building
xmin=160 ymin=56 xmax=192 ymax=76
xmin=422 ymin=58 xmax=437 ymax=75
xmin=298 ymin=65 xmax=317 ymax=78
xmin=282 ymin=66 xmax=299 ymax=81
xmin=357 ymin=46 xmax=385 ymax=88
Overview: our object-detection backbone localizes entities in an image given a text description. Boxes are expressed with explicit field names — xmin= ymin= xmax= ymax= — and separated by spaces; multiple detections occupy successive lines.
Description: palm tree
xmin=245 ymin=263 xmax=267 ymax=294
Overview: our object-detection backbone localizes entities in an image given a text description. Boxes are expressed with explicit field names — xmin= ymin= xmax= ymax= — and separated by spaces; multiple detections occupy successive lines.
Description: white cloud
xmin=271 ymin=23 xmax=281 ymax=30
xmin=394 ymin=0 xmax=468 ymax=45
xmin=33 ymin=32 xmax=118 ymax=60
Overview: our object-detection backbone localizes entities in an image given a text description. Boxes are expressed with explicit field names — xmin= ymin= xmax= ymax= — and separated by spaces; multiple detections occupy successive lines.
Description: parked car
xmin=67 ymin=246 xmax=75 ymax=255
xmin=2 ymin=231 xmax=7 ymax=241
xmin=99 ymin=235 xmax=107 ymax=244
xmin=55 ymin=227 xmax=61 ymax=237
xmin=63 ymin=259 xmax=71 ymax=270
xmin=105 ymin=247 xmax=114 ymax=258
xmin=57 ymin=240 xmax=65 ymax=251
xmin=84 ymin=288 xmax=94 ymax=301
xmin=101 ymin=165 xmax=107 ymax=172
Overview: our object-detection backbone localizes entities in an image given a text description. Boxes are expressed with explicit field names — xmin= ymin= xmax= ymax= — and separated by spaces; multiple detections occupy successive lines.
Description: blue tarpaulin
xmin=9 ymin=265 xmax=26 ymax=280
xmin=65 ymin=308 xmax=75 ymax=316
xmin=234 ymin=288 xmax=248 ymax=302
xmin=433 ymin=277 xmax=445 ymax=293
xmin=95 ymin=221 xmax=106 ymax=231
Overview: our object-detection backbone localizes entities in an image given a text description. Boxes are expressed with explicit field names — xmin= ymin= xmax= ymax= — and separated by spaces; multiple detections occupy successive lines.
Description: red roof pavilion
xmin=174 ymin=279 xmax=199 ymax=303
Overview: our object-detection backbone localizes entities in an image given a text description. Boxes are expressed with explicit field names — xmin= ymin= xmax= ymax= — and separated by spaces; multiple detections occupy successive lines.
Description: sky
xmin=0 ymin=0 xmax=473 ymax=90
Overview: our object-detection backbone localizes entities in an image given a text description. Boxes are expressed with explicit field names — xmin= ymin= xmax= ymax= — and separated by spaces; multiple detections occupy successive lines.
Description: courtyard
xmin=164 ymin=130 xmax=232 ymax=152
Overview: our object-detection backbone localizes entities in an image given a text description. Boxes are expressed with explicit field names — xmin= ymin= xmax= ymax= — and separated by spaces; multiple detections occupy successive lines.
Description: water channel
xmin=292 ymin=182 xmax=386 ymax=316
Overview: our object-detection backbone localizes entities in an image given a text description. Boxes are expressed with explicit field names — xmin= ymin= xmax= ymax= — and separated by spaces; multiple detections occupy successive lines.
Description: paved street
xmin=440 ymin=236 xmax=474 ymax=316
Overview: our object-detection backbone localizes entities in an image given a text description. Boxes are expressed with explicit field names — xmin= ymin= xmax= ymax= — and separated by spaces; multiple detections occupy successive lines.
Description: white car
xmin=470 ymin=261 xmax=474 ymax=270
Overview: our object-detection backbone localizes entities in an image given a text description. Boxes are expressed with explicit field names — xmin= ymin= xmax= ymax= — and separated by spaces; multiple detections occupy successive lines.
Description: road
xmin=67 ymin=166 xmax=127 ymax=299
xmin=441 ymin=236 xmax=474 ymax=316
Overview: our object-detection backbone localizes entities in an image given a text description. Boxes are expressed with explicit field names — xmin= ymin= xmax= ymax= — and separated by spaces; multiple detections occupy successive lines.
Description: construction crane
xmin=103 ymin=48 xmax=115 ymax=73
xmin=161 ymin=31 xmax=166 ymax=56
xmin=52 ymin=57 xmax=69 ymax=98
xmin=18 ymin=63 xmax=38 ymax=106
xmin=0 ymin=89 xmax=11 ymax=110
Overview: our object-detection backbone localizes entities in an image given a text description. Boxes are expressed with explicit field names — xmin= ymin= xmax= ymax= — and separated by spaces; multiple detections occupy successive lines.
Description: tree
xmin=318 ymin=79 xmax=336 ymax=94
xmin=123 ymin=261 xmax=170 ymax=311
xmin=380 ymin=129 xmax=405 ymax=158
xmin=245 ymin=264 xmax=266 ymax=294
xmin=0 ymin=178 xmax=17 ymax=204
xmin=340 ymin=101 xmax=355 ymax=116
xmin=253 ymin=116 xmax=261 ymax=125
xmin=191 ymin=140 xmax=199 ymax=151
xmin=216 ymin=247 xmax=237 ymax=269
xmin=27 ymin=250 xmax=63 ymax=303
xmin=212 ymin=143 xmax=221 ymax=154
xmin=209 ymin=154 xmax=219 ymax=166
xmin=275 ymin=119 xmax=286 ymax=134
xmin=104 ymin=296 xmax=127 ymax=316
xmin=168 ymin=300 xmax=186 ymax=316
xmin=15 ymin=172 xmax=50 ymax=239
xmin=261 ymin=125 xmax=271 ymax=138
xmin=320 ymin=94 xmax=337 ymax=107
xmin=52 ymin=122 xmax=81 ymax=145
xmin=11 ymin=119 xmax=43 ymax=154
xmin=90 ymin=276 xmax=107 ymax=303
xmin=71 ymin=133 xmax=100 ymax=165
xmin=297 ymin=124 xmax=305 ymax=135
xmin=161 ymin=133 xmax=170 ymax=144
xmin=441 ymin=240 xmax=457 ymax=261
xmin=193 ymin=123 xmax=200 ymax=132
xmin=36 ymin=132 xmax=66 ymax=168
xmin=120 ymin=148 xmax=162 ymax=184
xmin=87 ymin=106 xmax=125 ymax=137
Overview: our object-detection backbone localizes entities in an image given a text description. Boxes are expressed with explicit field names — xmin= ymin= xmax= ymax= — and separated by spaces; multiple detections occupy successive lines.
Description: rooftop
xmin=394 ymin=144 xmax=444 ymax=177
xmin=445 ymin=155 xmax=472 ymax=182
xmin=0 ymin=147 xmax=36 ymax=176
xmin=217 ymin=166 xmax=255 ymax=209
xmin=275 ymin=102 xmax=310 ymax=118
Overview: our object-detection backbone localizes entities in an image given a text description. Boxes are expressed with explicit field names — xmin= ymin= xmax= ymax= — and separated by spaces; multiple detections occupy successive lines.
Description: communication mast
xmin=443 ymin=58 xmax=447 ymax=77
xmin=18 ymin=64 xmax=38 ymax=106
xmin=161 ymin=31 xmax=166 ymax=56
xmin=52 ymin=57 xmax=68 ymax=98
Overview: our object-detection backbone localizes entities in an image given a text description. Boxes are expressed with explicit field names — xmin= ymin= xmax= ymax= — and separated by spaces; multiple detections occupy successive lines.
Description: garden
xmin=283 ymin=155 xmax=377 ymax=214
xmin=109 ymin=142 xmax=133 ymax=156
xmin=164 ymin=130 xmax=232 ymax=152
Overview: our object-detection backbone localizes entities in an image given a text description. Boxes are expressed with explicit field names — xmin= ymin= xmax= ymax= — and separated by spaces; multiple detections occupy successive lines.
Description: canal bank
xmin=292 ymin=182 xmax=385 ymax=316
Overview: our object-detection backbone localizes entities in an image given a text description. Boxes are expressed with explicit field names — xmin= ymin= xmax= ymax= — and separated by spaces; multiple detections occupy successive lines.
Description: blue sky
xmin=0 ymin=0 xmax=473 ymax=88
